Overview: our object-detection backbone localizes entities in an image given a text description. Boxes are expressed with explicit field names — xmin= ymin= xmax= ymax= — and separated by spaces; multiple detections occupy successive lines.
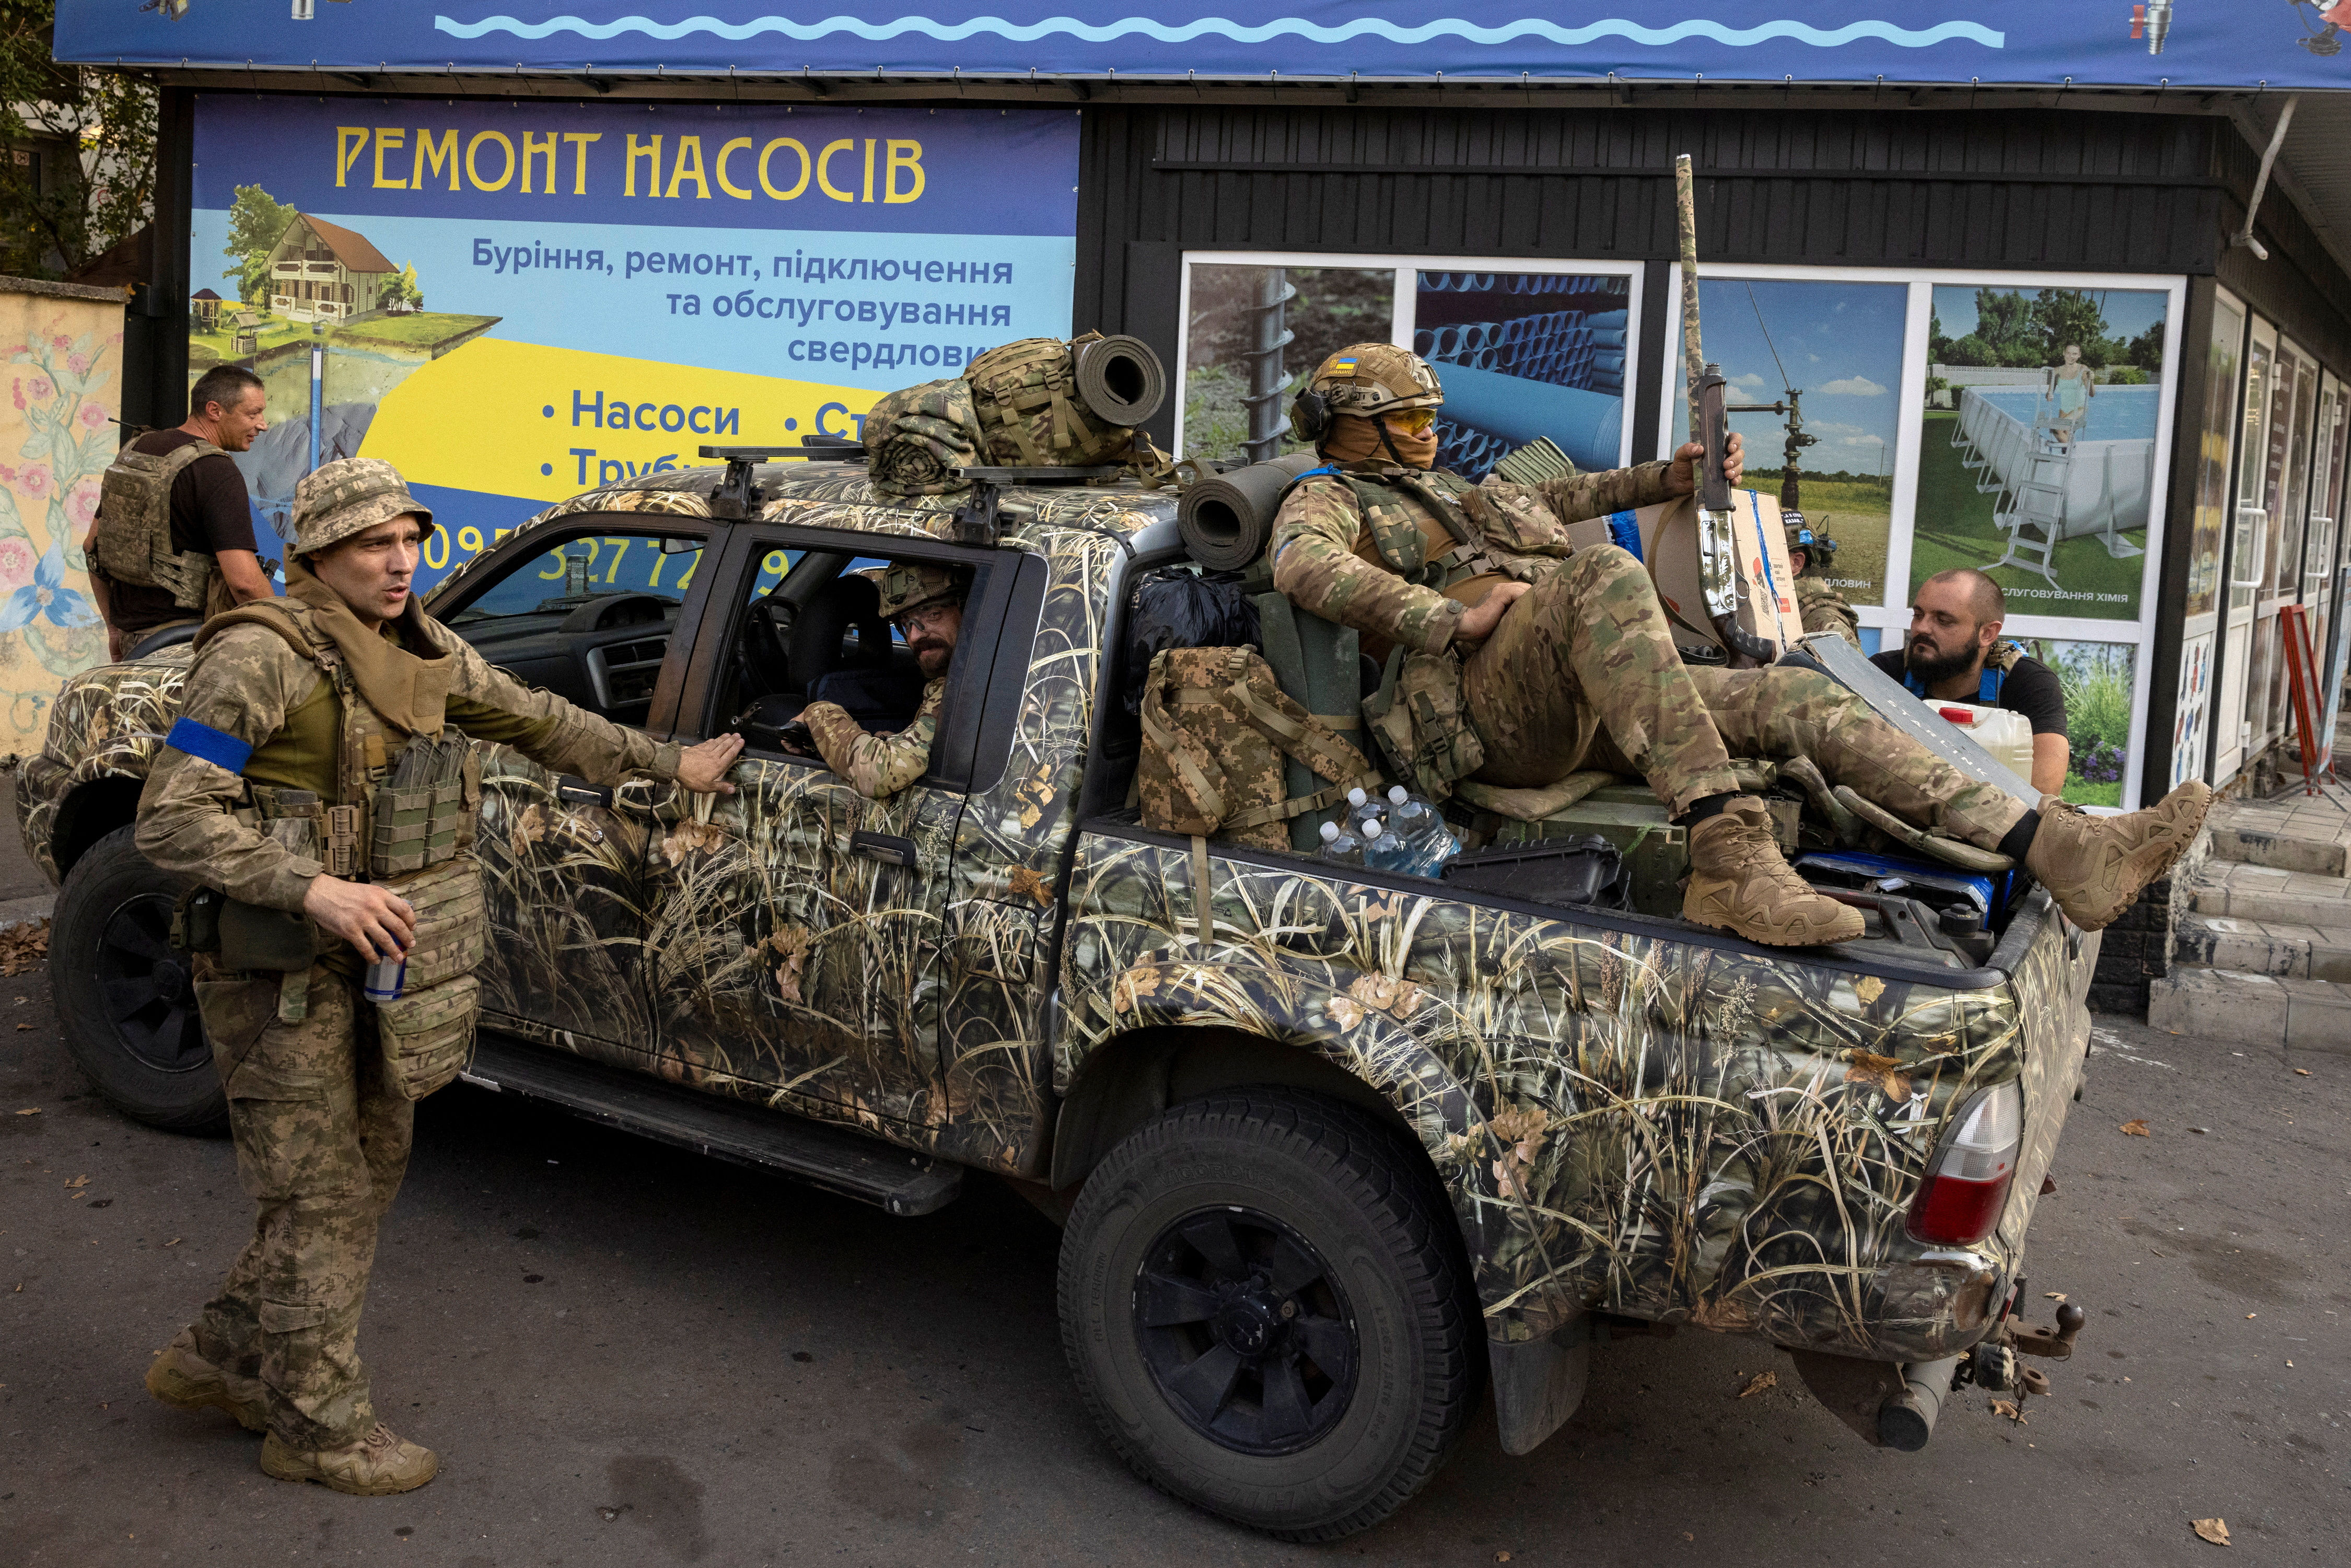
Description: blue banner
xmin=54 ymin=3 xmax=2351 ymax=89
xmin=187 ymin=95 xmax=1076 ymax=590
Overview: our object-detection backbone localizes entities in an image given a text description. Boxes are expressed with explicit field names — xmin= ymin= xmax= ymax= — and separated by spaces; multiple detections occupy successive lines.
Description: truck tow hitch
xmin=1789 ymin=1299 xmax=2088 ymax=1450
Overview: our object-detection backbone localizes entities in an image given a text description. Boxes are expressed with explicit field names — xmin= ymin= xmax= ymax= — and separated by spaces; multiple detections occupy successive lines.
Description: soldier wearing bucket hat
xmin=133 ymin=458 xmax=744 ymax=1495
xmin=793 ymin=560 xmax=970 ymax=798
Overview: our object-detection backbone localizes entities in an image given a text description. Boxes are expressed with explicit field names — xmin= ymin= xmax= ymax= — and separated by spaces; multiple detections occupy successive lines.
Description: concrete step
xmin=2203 ymin=796 xmax=2351 ymax=877
xmin=2183 ymin=861 xmax=2351 ymax=927
xmin=2146 ymin=968 xmax=2351 ymax=1052
xmin=2172 ymin=910 xmax=2351 ymax=983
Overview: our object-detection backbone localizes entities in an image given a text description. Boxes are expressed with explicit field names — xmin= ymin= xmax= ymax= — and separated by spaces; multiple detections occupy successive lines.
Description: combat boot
xmin=2025 ymin=781 xmax=2212 ymax=932
xmin=261 ymin=1423 xmax=439 ymax=1495
xmin=1683 ymin=797 xmax=1866 ymax=947
xmin=145 ymin=1328 xmax=268 ymax=1432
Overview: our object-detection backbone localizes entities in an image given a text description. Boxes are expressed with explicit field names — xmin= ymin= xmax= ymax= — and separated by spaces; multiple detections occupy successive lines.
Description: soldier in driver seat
xmin=790 ymin=562 xmax=969 ymax=799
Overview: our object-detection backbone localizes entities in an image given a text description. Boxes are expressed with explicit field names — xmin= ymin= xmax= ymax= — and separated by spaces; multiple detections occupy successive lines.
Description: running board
xmin=461 ymin=1035 xmax=964 ymax=1216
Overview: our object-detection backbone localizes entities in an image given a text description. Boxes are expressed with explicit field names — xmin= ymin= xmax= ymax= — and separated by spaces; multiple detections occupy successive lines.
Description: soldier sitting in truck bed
xmin=792 ymin=562 xmax=968 ymax=799
xmin=1268 ymin=343 xmax=2210 ymax=947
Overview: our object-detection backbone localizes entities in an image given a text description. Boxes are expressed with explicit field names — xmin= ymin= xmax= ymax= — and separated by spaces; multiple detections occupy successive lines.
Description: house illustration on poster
xmin=265 ymin=212 xmax=396 ymax=324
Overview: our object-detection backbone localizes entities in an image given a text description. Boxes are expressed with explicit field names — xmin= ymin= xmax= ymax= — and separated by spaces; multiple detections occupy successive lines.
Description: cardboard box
xmin=1564 ymin=489 xmax=1800 ymax=659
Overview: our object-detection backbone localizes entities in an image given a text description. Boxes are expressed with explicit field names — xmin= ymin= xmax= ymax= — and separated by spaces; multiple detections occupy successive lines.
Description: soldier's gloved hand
xmin=1454 ymin=580 xmax=1531 ymax=647
xmin=1665 ymin=431 xmax=1744 ymax=495
xmin=676 ymin=732 xmax=744 ymax=795
xmin=302 ymin=875 xmax=416 ymax=963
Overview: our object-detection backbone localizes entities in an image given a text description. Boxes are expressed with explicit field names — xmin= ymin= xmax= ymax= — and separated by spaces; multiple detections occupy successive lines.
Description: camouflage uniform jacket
xmin=137 ymin=613 xmax=682 ymax=913
xmin=804 ymin=676 xmax=944 ymax=799
xmin=1796 ymin=578 xmax=1861 ymax=648
xmin=1270 ymin=459 xmax=1679 ymax=656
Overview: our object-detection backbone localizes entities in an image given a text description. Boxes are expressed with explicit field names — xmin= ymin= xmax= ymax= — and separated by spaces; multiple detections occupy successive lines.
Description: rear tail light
xmin=1906 ymin=1083 xmax=2021 ymax=1246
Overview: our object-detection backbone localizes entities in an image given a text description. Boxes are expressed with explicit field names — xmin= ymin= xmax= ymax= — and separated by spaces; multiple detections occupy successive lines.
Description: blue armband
xmin=162 ymin=716 xmax=253 ymax=774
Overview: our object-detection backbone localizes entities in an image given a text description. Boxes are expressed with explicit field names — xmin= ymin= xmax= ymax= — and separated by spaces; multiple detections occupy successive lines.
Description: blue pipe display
xmin=1433 ymin=362 xmax=1623 ymax=473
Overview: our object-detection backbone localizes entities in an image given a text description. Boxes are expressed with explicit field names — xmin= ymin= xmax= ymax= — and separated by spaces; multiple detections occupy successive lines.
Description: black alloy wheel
xmin=51 ymin=825 xmax=226 ymax=1132
xmin=1058 ymin=1088 xmax=1482 ymax=1541
xmin=1135 ymin=1206 xmax=1358 ymax=1456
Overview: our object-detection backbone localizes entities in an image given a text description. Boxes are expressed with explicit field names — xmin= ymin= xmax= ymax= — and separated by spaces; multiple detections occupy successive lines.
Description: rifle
xmin=1674 ymin=154 xmax=1783 ymax=668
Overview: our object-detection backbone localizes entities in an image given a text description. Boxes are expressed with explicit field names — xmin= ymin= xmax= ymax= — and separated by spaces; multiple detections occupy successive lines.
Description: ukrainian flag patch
xmin=1328 ymin=355 xmax=1358 ymax=375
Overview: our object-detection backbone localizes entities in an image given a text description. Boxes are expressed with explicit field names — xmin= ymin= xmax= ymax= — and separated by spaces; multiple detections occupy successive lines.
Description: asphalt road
xmin=2 ymin=955 xmax=2343 ymax=1565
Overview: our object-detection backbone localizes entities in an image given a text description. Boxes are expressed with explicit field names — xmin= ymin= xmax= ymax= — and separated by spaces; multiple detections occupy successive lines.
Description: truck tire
xmin=1058 ymin=1088 xmax=1482 ymax=1541
xmin=50 ymin=825 xmax=226 ymax=1134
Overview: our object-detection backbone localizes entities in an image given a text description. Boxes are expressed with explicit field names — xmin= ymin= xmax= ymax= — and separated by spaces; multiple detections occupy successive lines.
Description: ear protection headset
xmin=1288 ymin=389 xmax=1332 ymax=445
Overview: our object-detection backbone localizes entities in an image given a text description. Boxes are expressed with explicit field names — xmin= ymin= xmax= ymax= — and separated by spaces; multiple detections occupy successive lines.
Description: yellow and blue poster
xmin=190 ymin=95 xmax=1078 ymax=589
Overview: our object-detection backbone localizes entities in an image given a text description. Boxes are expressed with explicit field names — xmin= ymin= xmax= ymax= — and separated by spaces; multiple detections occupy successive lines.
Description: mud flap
xmin=1488 ymin=1320 xmax=1590 ymax=1457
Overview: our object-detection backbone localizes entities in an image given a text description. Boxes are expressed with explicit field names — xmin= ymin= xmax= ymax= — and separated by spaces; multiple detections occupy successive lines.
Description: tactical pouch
xmin=370 ymin=852 xmax=488 ymax=1101
xmin=1138 ymin=646 xmax=1380 ymax=851
xmin=1362 ymin=647 xmax=1485 ymax=802
xmin=171 ymin=886 xmax=223 ymax=955
xmin=217 ymin=901 xmax=325 ymax=973
xmin=375 ymin=975 xmax=479 ymax=1101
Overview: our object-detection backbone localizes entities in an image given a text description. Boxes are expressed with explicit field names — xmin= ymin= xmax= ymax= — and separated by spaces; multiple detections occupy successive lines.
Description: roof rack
xmin=698 ymin=441 xmax=866 ymax=518
xmin=947 ymin=464 xmax=1127 ymax=545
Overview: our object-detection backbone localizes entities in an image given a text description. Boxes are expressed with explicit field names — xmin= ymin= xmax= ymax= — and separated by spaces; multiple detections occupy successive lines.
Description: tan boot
xmin=261 ymin=1423 xmax=439 ymax=1496
xmin=1683 ymin=797 xmax=1866 ymax=947
xmin=2025 ymin=781 xmax=2212 ymax=931
xmin=145 ymin=1329 xmax=268 ymax=1433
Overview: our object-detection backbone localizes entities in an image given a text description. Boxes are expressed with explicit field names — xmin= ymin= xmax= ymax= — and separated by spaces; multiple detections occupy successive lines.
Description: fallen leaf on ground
xmin=0 ymin=919 xmax=49 ymax=977
xmin=161 ymin=1238 xmax=179 ymax=1247
xmin=14 ymin=1107 xmax=37 ymax=1116
xmin=64 ymin=1174 xmax=87 ymax=1189
xmin=2191 ymin=1518 xmax=2231 ymax=1547
xmin=1495 ymin=1554 xmax=1512 ymax=1564
xmin=2044 ymin=1292 xmax=2068 ymax=1302
xmin=2246 ymin=1313 xmax=2257 ymax=1319
xmin=1736 ymin=1370 xmax=1777 ymax=1398
xmin=2295 ymin=1068 xmax=2312 ymax=1077
xmin=1990 ymin=1398 xmax=2027 ymax=1423
xmin=13 ymin=1024 xmax=30 ymax=1031
xmin=2120 ymin=1119 xmax=2151 ymax=1136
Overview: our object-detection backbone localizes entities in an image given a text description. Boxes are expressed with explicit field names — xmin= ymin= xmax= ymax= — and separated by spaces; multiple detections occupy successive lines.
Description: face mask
xmin=1323 ymin=412 xmax=1438 ymax=469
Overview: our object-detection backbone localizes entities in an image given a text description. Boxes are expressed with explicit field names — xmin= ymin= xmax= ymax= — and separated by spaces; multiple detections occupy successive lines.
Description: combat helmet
xmin=289 ymin=457 xmax=434 ymax=557
xmin=1288 ymin=343 xmax=1444 ymax=443
xmin=869 ymin=561 xmax=969 ymax=621
xmin=1782 ymin=512 xmax=1837 ymax=575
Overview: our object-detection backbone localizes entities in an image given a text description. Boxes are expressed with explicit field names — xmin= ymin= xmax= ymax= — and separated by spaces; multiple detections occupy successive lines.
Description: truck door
xmin=639 ymin=525 xmax=1016 ymax=1131
xmin=433 ymin=518 xmax=715 ymax=1069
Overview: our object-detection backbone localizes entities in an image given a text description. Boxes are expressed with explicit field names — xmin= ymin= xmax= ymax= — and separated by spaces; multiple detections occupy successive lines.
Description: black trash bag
xmin=1122 ymin=567 xmax=1261 ymax=715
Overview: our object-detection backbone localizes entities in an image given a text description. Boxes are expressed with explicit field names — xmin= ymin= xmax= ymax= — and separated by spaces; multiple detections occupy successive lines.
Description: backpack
xmin=964 ymin=333 xmax=1135 ymax=468
xmin=92 ymin=438 xmax=228 ymax=610
xmin=1138 ymin=646 xmax=1381 ymax=851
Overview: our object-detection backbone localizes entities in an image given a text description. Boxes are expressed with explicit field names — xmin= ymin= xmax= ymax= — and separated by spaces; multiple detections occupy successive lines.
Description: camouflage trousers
xmin=188 ymin=959 xmax=413 ymax=1451
xmin=1461 ymin=544 xmax=2029 ymax=847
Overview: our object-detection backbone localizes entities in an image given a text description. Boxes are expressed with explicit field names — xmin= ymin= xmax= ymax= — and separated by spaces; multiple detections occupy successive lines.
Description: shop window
xmin=2184 ymin=294 xmax=2246 ymax=620
xmin=1174 ymin=253 xmax=1638 ymax=481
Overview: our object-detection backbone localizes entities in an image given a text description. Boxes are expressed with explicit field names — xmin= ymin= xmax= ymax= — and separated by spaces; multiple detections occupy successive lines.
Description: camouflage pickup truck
xmin=19 ymin=454 xmax=2092 ymax=1541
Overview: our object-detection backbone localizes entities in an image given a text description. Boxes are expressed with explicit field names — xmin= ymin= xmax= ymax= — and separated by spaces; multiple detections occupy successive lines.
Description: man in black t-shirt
xmin=85 ymin=365 xmax=277 ymax=658
xmin=1871 ymin=567 xmax=2069 ymax=796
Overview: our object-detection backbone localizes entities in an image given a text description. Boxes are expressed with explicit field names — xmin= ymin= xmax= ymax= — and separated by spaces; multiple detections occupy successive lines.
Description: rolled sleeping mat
xmin=1178 ymin=451 xmax=1326 ymax=571
xmin=1074 ymin=334 xmax=1168 ymax=429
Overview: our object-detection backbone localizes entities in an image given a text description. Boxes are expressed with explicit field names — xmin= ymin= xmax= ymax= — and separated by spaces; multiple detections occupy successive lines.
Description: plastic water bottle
xmin=1383 ymin=785 xmax=1461 ymax=876
xmin=1318 ymin=819 xmax=1367 ymax=870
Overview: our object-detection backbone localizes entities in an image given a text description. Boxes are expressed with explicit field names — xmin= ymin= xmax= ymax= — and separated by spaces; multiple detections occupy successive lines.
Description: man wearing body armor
xmin=134 ymin=459 xmax=742 ymax=1494
xmin=1783 ymin=515 xmax=1861 ymax=648
xmin=1269 ymin=343 xmax=2209 ymax=948
xmin=795 ymin=561 xmax=968 ymax=798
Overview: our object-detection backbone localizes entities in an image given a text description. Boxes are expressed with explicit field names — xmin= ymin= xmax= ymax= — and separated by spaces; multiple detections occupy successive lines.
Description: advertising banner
xmin=56 ymin=3 xmax=2351 ymax=89
xmin=189 ymin=94 xmax=1077 ymax=590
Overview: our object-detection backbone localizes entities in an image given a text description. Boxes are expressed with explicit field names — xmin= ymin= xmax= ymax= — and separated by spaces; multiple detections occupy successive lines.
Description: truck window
xmin=446 ymin=530 xmax=704 ymax=625
xmin=724 ymin=552 xmax=931 ymax=757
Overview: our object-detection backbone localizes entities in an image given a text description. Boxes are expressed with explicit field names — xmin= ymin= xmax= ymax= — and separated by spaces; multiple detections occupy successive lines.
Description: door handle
xmin=851 ymin=830 xmax=918 ymax=869
xmin=556 ymin=777 xmax=613 ymax=808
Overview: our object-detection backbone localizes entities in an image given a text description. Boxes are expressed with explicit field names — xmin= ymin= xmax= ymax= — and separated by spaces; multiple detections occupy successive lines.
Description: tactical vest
xmin=93 ymin=438 xmax=228 ymax=611
xmin=197 ymin=597 xmax=487 ymax=1101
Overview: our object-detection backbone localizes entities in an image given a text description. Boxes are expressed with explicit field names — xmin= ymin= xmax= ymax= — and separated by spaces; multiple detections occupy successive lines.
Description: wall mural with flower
xmin=0 ymin=284 xmax=118 ymax=753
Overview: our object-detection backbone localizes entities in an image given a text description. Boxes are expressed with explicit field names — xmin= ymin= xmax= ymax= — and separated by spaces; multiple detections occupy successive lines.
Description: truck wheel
xmin=50 ymin=825 xmax=225 ymax=1134
xmin=1058 ymin=1089 xmax=1482 ymax=1541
